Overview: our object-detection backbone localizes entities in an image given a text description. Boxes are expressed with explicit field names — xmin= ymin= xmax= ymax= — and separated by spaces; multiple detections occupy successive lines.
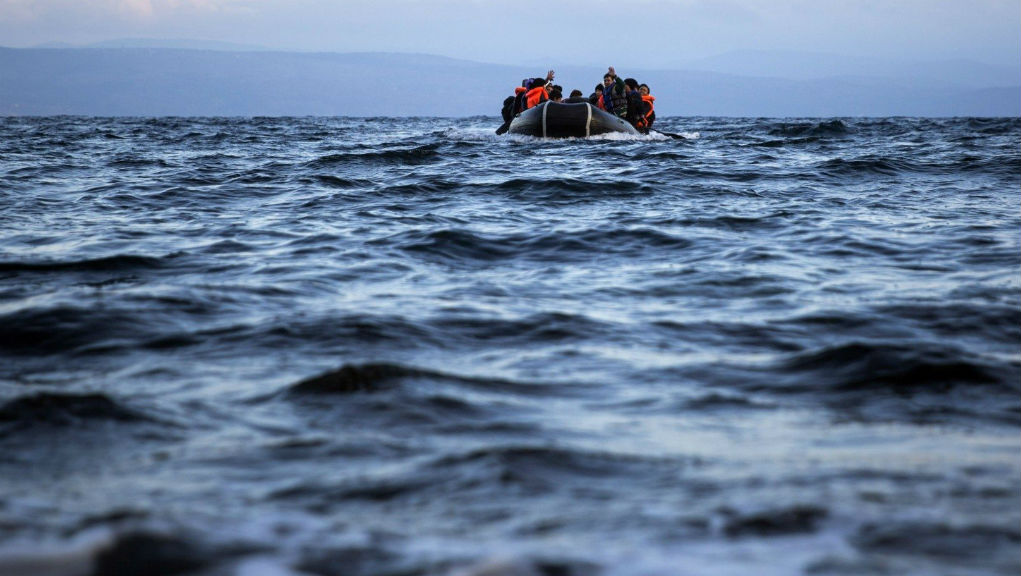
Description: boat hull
xmin=507 ymin=101 xmax=639 ymax=138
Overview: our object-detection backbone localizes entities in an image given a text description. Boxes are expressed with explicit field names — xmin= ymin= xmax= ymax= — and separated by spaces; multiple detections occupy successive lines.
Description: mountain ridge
xmin=1 ymin=46 xmax=1017 ymax=117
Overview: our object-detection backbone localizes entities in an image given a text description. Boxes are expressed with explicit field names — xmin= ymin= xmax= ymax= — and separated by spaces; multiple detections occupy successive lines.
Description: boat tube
xmin=507 ymin=101 xmax=639 ymax=138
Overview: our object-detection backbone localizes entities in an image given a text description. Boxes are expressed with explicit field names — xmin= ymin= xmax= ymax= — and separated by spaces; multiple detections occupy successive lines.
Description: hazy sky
xmin=1 ymin=0 xmax=1018 ymax=69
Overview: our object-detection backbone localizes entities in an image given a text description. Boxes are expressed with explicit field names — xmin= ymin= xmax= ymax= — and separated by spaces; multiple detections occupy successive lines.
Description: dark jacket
xmin=500 ymin=95 xmax=516 ymax=124
xmin=602 ymin=77 xmax=628 ymax=117
xmin=625 ymin=89 xmax=649 ymax=132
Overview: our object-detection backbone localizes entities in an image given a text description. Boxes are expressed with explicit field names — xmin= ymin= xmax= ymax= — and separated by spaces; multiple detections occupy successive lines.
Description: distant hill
xmin=1 ymin=47 xmax=1017 ymax=117
xmin=675 ymin=49 xmax=1020 ymax=88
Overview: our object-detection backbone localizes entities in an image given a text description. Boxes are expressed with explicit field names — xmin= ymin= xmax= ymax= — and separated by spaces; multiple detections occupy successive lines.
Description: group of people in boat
xmin=497 ymin=67 xmax=656 ymax=135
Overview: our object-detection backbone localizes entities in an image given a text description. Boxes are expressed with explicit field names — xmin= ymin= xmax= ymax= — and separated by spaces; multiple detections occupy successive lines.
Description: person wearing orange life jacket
xmin=507 ymin=85 xmax=527 ymax=117
xmin=639 ymin=83 xmax=656 ymax=133
xmin=524 ymin=76 xmax=553 ymax=109
xmin=623 ymin=77 xmax=650 ymax=134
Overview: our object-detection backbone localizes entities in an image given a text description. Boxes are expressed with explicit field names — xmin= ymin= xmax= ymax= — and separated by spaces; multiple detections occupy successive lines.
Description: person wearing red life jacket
xmin=639 ymin=83 xmax=656 ymax=133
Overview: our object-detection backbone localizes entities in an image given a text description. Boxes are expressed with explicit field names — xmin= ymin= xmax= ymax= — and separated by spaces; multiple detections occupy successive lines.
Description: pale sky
xmin=1 ymin=0 xmax=1018 ymax=69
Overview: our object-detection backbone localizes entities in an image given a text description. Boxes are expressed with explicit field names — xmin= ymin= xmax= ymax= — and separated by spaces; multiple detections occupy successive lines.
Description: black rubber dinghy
xmin=508 ymin=101 xmax=639 ymax=138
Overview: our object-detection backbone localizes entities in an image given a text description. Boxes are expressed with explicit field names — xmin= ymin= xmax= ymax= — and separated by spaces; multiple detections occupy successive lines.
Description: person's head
xmin=624 ymin=78 xmax=639 ymax=91
xmin=639 ymin=84 xmax=650 ymax=96
xmin=594 ymin=83 xmax=604 ymax=94
xmin=602 ymin=74 xmax=614 ymax=87
xmin=570 ymin=89 xmax=583 ymax=98
xmin=550 ymin=90 xmax=562 ymax=101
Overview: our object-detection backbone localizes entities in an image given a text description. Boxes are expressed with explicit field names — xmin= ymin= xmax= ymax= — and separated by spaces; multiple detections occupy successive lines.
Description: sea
xmin=0 ymin=115 xmax=1018 ymax=576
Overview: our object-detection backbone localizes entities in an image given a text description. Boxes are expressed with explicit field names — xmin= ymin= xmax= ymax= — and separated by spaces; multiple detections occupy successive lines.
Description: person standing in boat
xmin=601 ymin=66 xmax=628 ymax=118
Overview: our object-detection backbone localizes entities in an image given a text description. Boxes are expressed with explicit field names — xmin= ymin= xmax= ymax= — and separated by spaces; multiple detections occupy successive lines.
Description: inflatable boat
xmin=508 ymin=101 xmax=639 ymax=138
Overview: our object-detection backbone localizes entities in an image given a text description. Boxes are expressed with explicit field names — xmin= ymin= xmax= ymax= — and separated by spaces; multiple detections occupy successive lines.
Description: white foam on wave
xmin=236 ymin=556 xmax=316 ymax=576
xmin=444 ymin=123 xmax=700 ymax=143
xmin=447 ymin=528 xmax=858 ymax=576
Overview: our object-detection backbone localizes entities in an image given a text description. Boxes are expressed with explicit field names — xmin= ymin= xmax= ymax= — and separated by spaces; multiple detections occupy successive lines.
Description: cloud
xmin=116 ymin=0 xmax=153 ymax=18
xmin=0 ymin=0 xmax=39 ymax=21
xmin=0 ymin=0 xmax=234 ymax=22
xmin=1 ymin=0 xmax=1017 ymax=69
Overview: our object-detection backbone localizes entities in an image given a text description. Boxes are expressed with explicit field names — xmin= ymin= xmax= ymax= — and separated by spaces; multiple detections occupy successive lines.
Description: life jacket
xmin=641 ymin=95 xmax=655 ymax=119
xmin=596 ymin=93 xmax=605 ymax=110
xmin=605 ymin=85 xmax=628 ymax=117
xmin=637 ymin=94 xmax=655 ymax=132
xmin=513 ymin=86 xmax=528 ymax=114
xmin=525 ymin=85 xmax=549 ymax=109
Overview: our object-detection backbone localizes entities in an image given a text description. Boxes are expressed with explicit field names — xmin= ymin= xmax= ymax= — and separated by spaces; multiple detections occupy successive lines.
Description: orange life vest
xmin=525 ymin=85 xmax=549 ymax=109
xmin=641 ymin=94 xmax=655 ymax=118
xmin=638 ymin=94 xmax=655 ymax=130
xmin=597 ymin=93 xmax=605 ymax=110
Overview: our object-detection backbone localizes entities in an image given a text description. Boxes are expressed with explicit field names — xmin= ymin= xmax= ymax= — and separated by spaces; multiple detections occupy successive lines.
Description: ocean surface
xmin=0 ymin=116 xmax=1018 ymax=576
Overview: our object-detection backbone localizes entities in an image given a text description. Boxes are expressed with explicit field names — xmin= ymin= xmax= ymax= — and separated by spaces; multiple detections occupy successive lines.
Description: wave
xmin=393 ymin=226 xmax=692 ymax=264
xmin=107 ymin=154 xmax=176 ymax=169
xmin=429 ymin=310 xmax=612 ymax=345
xmin=482 ymin=176 xmax=656 ymax=201
xmin=778 ymin=342 xmax=1006 ymax=391
xmin=285 ymin=361 xmax=554 ymax=398
xmin=0 ymin=392 xmax=152 ymax=434
xmin=0 ymin=305 xmax=140 ymax=356
xmin=817 ymin=157 xmax=910 ymax=177
xmin=305 ymin=144 xmax=442 ymax=168
xmin=852 ymin=521 xmax=1021 ymax=561
xmin=288 ymin=363 xmax=422 ymax=394
xmin=768 ymin=120 xmax=849 ymax=138
xmin=741 ymin=341 xmax=1021 ymax=425
xmin=722 ymin=505 xmax=828 ymax=537
xmin=0 ymin=254 xmax=167 ymax=274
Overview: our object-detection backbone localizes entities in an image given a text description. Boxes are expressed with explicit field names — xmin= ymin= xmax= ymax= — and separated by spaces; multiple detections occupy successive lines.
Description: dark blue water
xmin=1 ymin=116 xmax=1019 ymax=576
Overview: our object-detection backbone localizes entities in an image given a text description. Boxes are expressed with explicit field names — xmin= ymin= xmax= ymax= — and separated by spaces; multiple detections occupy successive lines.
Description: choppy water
xmin=0 ymin=116 xmax=1019 ymax=576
